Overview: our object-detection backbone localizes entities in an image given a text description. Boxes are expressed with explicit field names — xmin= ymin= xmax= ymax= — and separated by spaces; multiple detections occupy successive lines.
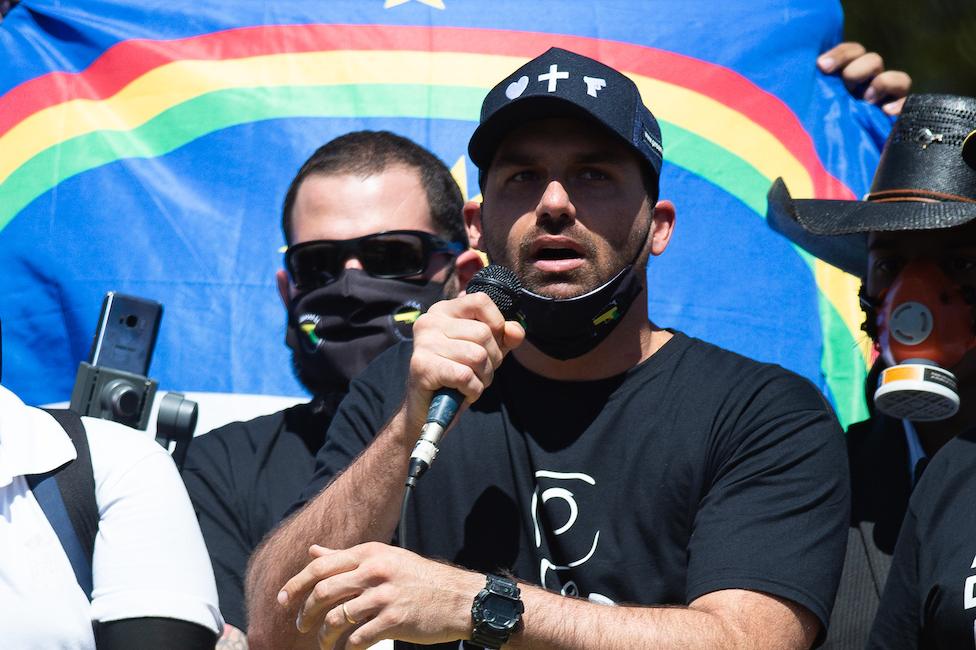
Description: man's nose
xmin=536 ymin=180 xmax=575 ymax=225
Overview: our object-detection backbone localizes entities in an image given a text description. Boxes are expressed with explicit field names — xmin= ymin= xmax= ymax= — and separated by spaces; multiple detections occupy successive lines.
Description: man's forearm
xmin=245 ymin=404 xmax=418 ymax=649
xmin=257 ymin=538 xmax=819 ymax=650
xmin=508 ymin=585 xmax=818 ymax=650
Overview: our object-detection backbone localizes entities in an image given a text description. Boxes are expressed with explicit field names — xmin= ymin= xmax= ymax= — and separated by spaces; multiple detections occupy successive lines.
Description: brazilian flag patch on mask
xmin=593 ymin=303 xmax=620 ymax=327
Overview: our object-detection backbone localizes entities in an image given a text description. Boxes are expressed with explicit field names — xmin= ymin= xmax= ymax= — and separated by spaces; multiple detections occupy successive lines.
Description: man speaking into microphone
xmin=247 ymin=48 xmax=849 ymax=649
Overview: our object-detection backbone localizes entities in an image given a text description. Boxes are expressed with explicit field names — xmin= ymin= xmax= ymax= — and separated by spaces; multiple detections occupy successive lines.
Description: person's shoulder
xmin=184 ymin=399 xmax=335 ymax=475
xmin=191 ymin=407 xmax=292 ymax=452
xmin=676 ymin=331 xmax=793 ymax=374
xmin=180 ymin=407 xmax=292 ymax=477
xmin=206 ymin=407 xmax=291 ymax=436
xmin=80 ymin=417 xmax=187 ymax=497
xmin=905 ymin=431 xmax=976 ymax=532
xmin=672 ymin=332 xmax=829 ymax=409
xmin=915 ymin=430 xmax=976 ymax=497
xmin=934 ymin=428 xmax=976 ymax=461
xmin=81 ymin=415 xmax=169 ymax=464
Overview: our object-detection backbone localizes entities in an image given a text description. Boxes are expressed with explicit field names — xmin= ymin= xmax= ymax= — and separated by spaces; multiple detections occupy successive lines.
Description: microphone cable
xmin=398 ymin=483 xmax=412 ymax=550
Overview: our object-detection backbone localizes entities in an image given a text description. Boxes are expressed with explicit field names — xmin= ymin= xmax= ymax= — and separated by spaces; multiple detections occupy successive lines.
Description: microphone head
xmin=466 ymin=264 xmax=521 ymax=320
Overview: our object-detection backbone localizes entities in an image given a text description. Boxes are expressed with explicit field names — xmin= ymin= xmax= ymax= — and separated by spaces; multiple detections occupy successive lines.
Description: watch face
xmin=483 ymin=593 xmax=521 ymax=625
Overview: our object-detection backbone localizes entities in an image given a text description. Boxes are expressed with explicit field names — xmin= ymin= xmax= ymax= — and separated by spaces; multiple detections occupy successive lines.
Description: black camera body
xmin=69 ymin=362 xmax=158 ymax=430
xmin=70 ymin=292 xmax=198 ymax=467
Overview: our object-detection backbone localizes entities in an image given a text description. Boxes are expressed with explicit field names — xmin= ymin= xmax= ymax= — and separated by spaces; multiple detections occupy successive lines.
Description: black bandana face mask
xmin=286 ymin=269 xmax=447 ymax=394
xmin=517 ymin=264 xmax=644 ymax=360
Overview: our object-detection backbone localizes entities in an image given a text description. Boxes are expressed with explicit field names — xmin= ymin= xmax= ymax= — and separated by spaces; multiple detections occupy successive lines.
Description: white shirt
xmin=0 ymin=385 xmax=222 ymax=648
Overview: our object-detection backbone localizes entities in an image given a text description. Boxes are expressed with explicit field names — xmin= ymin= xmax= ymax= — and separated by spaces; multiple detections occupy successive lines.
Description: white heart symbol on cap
xmin=505 ymin=76 xmax=529 ymax=100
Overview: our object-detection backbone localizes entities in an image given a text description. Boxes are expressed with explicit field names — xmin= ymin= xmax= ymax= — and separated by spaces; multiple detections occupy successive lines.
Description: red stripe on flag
xmin=0 ymin=24 xmax=853 ymax=199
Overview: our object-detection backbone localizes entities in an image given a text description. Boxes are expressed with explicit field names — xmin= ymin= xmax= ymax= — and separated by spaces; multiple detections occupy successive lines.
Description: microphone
xmin=407 ymin=265 xmax=521 ymax=484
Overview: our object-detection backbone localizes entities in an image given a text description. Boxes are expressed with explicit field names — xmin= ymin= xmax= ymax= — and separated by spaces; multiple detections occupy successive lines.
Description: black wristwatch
xmin=466 ymin=574 xmax=524 ymax=649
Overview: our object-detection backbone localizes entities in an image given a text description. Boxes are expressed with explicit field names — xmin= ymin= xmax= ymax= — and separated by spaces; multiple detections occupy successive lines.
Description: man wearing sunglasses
xmin=180 ymin=130 xmax=483 ymax=644
xmin=248 ymin=49 xmax=849 ymax=650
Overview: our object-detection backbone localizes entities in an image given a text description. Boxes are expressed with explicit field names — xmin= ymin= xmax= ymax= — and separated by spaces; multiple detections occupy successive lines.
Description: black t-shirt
xmin=300 ymin=331 xmax=850 ymax=644
xmin=181 ymin=399 xmax=336 ymax=630
xmin=868 ymin=429 xmax=976 ymax=649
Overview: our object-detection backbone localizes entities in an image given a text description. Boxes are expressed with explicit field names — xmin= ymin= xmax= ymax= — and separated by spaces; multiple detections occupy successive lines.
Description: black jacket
xmin=824 ymin=414 xmax=912 ymax=648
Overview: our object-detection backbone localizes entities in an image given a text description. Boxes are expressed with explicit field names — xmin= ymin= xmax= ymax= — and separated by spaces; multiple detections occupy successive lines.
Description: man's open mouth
xmin=533 ymin=247 xmax=583 ymax=261
xmin=527 ymin=237 xmax=588 ymax=274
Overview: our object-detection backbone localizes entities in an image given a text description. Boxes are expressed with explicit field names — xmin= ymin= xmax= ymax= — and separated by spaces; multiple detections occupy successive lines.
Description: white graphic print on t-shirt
xmin=531 ymin=470 xmax=615 ymax=605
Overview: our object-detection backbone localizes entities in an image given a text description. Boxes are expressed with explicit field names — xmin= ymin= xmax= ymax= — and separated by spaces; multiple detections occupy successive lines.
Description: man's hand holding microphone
xmin=406 ymin=265 xmax=524 ymax=481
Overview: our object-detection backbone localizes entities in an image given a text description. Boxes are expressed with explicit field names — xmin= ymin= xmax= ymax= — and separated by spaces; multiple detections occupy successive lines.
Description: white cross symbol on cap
xmin=538 ymin=64 xmax=569 ymax=92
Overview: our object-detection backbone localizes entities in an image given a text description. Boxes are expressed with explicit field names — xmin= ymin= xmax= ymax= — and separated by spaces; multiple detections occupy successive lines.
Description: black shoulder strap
xmin=27 ymin=409 xmax=99 ymax=599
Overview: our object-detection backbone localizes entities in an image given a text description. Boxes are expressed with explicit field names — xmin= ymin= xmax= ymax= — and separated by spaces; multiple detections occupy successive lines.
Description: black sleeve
xmin=96 ymin=617 xmax=217 ymax=649
xmin=293 ymin=342 xmax=412 ymax=509
xmin=866 ymin=506 xmax=921 ymax=649
xmin=685 ymin=371 xmax=850 ymax=638
xmin=180 ymin=425 xmax=251 ymax=631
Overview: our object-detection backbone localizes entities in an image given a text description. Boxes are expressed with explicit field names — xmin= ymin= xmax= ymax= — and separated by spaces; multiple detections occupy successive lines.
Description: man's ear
xmin=649 ymin=200 xmax=676 ymax=257
xmin=454 ymin=248 xmax=486 ymax=291
xmin=463 ymin=200 xmax=484 ymax=251
xmin=276 ymin=269 xmax=293 ymax=308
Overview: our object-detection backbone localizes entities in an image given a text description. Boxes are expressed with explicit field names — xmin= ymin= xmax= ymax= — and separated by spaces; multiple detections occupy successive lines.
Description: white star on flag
xmin=384 ymin=0 xmax=446 ymax=8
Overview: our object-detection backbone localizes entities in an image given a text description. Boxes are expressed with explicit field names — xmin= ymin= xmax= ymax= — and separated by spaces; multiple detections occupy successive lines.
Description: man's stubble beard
xmin=291 ymin=349 xmax=338 ymax=398
xmin=479 ymin=213 xmax=648 ymax=299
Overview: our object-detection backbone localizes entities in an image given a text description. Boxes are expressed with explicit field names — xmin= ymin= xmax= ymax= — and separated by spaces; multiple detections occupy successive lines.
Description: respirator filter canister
xmin=874 ymin=260 xmax=976 ymax=421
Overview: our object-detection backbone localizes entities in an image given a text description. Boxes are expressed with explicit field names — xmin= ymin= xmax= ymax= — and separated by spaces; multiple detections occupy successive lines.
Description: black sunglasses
xmin=285 ymin=230 xmax=465 ymax=291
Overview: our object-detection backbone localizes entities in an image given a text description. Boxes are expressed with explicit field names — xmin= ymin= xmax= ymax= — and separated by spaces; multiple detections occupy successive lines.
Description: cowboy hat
xmin=767 ymin=94 xmax=976 ymax=277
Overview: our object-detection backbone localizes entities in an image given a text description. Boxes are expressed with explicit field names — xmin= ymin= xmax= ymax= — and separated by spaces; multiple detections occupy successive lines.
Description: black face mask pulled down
xmin=517 ymin=264 xmax=644 ymax=360
xmin=286 ymin=269 xmax=447 ymax=394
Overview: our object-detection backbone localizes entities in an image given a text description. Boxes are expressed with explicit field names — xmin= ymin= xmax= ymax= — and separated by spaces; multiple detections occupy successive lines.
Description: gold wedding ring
xmin=341 ymin=602 xmax=359 ymax=626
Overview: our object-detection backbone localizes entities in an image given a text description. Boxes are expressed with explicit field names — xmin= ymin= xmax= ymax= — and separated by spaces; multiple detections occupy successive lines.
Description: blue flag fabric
xmin=0 ymin=0 xmax=890 ymax=427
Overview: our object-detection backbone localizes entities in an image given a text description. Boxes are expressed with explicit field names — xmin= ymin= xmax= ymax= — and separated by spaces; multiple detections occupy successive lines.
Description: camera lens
xmin=101 ymin=379 xmax=141 ymax=421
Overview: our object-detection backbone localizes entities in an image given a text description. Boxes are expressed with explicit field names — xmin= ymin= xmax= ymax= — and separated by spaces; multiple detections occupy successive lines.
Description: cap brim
xmin=468 ymin=95 xmax=619 ymax=170
xmin=766 ymin=178 xmax=976 ymax=278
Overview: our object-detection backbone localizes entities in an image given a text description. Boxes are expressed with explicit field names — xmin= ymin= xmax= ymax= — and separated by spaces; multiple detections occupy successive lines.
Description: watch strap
xmin=469 ymin=627 xmax=506 ymax=649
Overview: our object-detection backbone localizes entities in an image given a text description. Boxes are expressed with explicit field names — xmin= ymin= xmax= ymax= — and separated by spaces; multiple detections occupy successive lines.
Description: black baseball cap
xmin=468 ymin=47 xmax=663 ymax=183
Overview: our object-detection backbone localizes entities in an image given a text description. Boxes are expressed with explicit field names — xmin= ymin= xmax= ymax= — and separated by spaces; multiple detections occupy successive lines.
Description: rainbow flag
xmin=0 ymin=0 xmax=892 ymax=427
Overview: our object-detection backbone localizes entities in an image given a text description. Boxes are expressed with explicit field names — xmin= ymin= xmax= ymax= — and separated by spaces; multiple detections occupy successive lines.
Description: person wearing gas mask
xmin=246 ymin=48 xmax=849 ymax=650
xmin=179 ymin=130 xmax=483 ymax=643
xmin=767 ymin=93 xmax=976 ymax=649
